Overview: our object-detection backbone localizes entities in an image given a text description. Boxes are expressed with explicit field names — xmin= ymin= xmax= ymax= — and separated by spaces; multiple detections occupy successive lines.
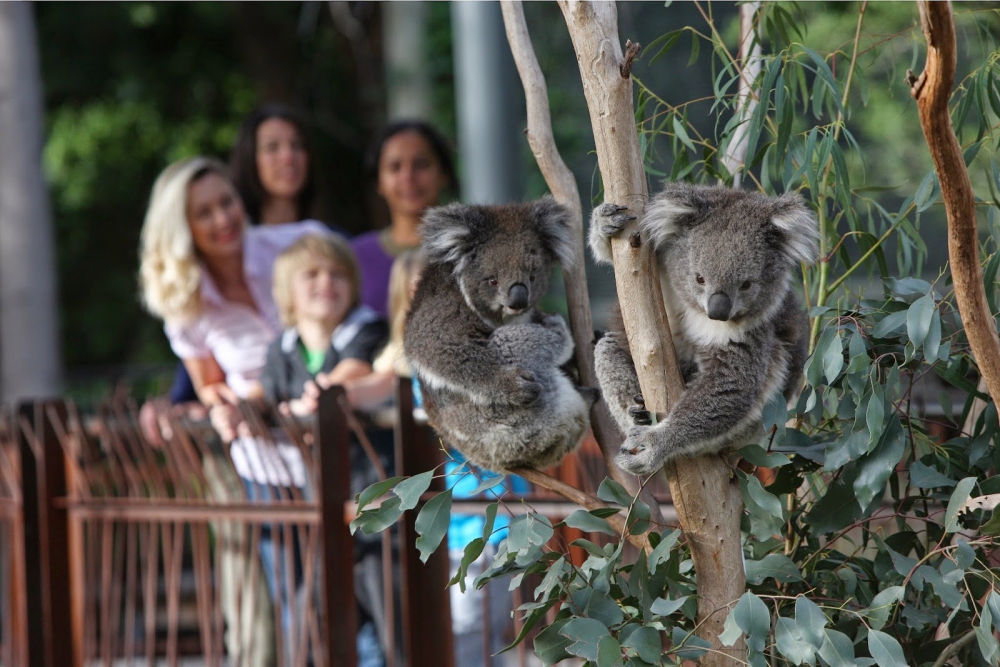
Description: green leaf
xmin=533 ymin=618 xmax=572 ymax=665
xmin=825 ymin=430 xmax=869 ymax=471
xmin=719 ymin=606 xmax=743 ymax=647
xmin=854 ymin=419 xmax=905 ymax=511
xmin=414 ymin=490 xmax=452 ymax=563
xmin=866 ymin=388 xmax=885 ymax=452
xmin=395 ymin=470 xmax=434 ymax=511
xmin=909 ymin=461 xmax=956 ymax=488
xmin=924 ymin=310 xmax=942 ymax=361
xmin=733 ymin=592 xmax=771 ymax=653
xmin=795 ymin=596 xmax=827 ymax=649
xmin=669 ymin=627 xmax=711 ymax=661
xmin=980 ymin=506 xmax=1000 ymax=536
xmin=823 ymin=328 xmax=844 ymax=382
xmin=648 ymin=529 xmax=680 ymax=573
xmin=350 ymin=496 xmax=403 ymax=535
xmin=865 ymin=586 xmax=904 ymax=631
xmin=560 ymin=618 xmax=611 ymax=661
xmin=740 ymin=444 xmax=791 ymax=468
xmin=469 ymin=474 xmax=506 ymax=496
xmin=598 ymin=478 xmax=634 ymax=506
xmin=906 ymin=294 xmax=935 ymax=348
xmin=945 ymin=477 xmax=977 ymax=533
xmin=740 ymin=473 xmax=785 ymax=539
xmin=564 ymin=509 xmax=618 ymax=536
xmin=761 ymin=395 xmax=789 ymax=438
xmin=622 ymin=626 xmax=661 ymax=663
xmin=818 ymin=629 xmax=856 ymax=667
xmin=449 ymin=538 xmax=485 ymax=592
xmin=745 ymin=553 xmax=803 ymax=585
xmin=673 ymin=115 xmax=696 ymax=153
xmin=872 ymin=310 xmax=908 ymax=338
xmin=806 ymin=469 xmax=862 ymax=533
xmin=775 ymin=617 xmax=814 ymax=665
xmin=571 ymin=588 xmax=625 ymax=628
xmin=867 ymin=629 xmax=908 ymax=667
xmin=355 ymin=476 xmax=403 ymax=512
xmin=650 ymin=596 xmax=689 ymax=617
xmin=532 ymin=555 xmax=566 ymax=599
xmin=597 ymin=634 xmax=624 ymax=667
xmin=482 ymin=502 xmax=498 ymax=541
xmin=507 ymin=513 xmax=554 ymax=551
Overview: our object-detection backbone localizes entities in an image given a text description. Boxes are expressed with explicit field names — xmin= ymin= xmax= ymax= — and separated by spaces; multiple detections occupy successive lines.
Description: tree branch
xmin=912 ymin=1 xmax=1000 ymax=407
xmin=556 ymin=2 xmax=744 ymax=663
xmin=499 ymin=0 xmax=660 ymax=516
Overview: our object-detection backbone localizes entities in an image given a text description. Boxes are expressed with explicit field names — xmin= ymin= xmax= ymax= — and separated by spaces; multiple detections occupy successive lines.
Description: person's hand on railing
xmin=209 ymin=403 xmax=248 ymax=443
xmin=279 ymin=379 xmax=321 ymax=417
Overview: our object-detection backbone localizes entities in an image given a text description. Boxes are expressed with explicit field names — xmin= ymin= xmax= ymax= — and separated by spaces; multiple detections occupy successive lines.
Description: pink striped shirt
xmin=164 ymin=221 xmax=331 ymax=398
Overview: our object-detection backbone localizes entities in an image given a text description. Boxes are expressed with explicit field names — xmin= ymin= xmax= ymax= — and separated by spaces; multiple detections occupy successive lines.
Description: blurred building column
xmin=451 ymin=1 xmax=524 ymax=204
xmin=0 ymin=2 xmax=62 ymax=402
xmin=383 ymin=1 xmax=432 ymax=121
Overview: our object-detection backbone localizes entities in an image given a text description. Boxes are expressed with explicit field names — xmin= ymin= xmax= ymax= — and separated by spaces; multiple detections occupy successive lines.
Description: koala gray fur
xmin=590 ymin=183 xmax=818 ymax=475
xmin=405 ymin=196 xmax=599 ymax=473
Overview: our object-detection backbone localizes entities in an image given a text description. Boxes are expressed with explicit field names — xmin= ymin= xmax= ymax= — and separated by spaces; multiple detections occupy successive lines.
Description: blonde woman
xmin=138 ymin=156 xmax=331 ymax=665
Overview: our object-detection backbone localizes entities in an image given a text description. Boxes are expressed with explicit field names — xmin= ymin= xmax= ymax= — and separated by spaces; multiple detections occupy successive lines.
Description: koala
xmin=590 ymin=183 xmax=818 ymax=475
xmin=404 ymin=196 xmax=599 ymax=473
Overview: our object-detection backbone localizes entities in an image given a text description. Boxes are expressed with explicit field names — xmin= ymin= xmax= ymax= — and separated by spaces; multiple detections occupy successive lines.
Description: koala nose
xmin=507 ymin=283 xmax=529 ymax=311
xmin=707 ymin=292 xmax=732 ymax=321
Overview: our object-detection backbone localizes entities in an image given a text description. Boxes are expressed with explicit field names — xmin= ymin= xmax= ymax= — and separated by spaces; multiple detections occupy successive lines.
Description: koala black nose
xmin=707 ymin=292 xmax=732 ymax=321
xmin=507 ymin=283 xmax=529 ymax=311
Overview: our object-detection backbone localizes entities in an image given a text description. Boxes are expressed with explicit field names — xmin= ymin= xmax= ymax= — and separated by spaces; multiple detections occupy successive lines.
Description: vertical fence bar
xmin=316 ymin=386 xmax=357 ymax=667
xmin=393 ymin=378 xmax=454 ymax=667
xmin=19 ymin=400 xmax=74 ymax=667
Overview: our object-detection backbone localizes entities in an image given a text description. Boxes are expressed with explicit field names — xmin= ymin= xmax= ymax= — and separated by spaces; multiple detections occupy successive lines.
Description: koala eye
xmin=740 ymin=280 xmax=753 ymax=291
xmin=529 ymin=274 xmax=536 ymax=282
xmin=695 ymin=274 xmax=705 ymax=285
xmin=488 ymin=277 xmax=498 ymax=287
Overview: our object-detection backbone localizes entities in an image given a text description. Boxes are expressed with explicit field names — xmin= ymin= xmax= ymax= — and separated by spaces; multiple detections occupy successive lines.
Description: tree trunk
xmin=720 ymin=1 xmax=762 ymax=188
xmin=911 ymin=1 xmax=1000 ymax=408
xmin=0 ymin=1 xmax=62 ymax=403
xmin=499 ymin=0 xmax=664 ymax=520
xmin=556 ymin=2 xmax=745 ymax=663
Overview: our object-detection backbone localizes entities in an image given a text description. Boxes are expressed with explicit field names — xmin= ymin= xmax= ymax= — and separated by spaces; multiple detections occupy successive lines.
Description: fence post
xmin=316 ymin=386 xmax=358 ymax=667
xmin=19 ymin=400 xmax=73 ymax=667
xmin=393 ymin=378 xmax=454 ymax=667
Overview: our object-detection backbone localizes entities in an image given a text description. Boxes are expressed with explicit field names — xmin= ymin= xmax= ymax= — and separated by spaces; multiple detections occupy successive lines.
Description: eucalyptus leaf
xmin=350 ymin=496 xmax=404 ymax=535
xmin=775 ymin=617 xmax=814 ymax=665
xmin=795 ymin=596 xmax=828 ymax=648
xmin=864 ymin=586 xmax=904 ymax=630
xmin=733 ymin=592 xmax=771 ymax=653
xmin=560 ymin=617 xmax=610 ymax=661
xmin=669 ymin=627 xmax=711 ymax=662
xmin=818 ymin=629 xmax=856 ymax=667
xmin=906 ymin=294 xmax=935 ymax=348
xmin=867 ymin=629 xmax=907 ymax=667
xmin=909 ymin=461 xmax=956 ymax=488
xmin=564 ymin=509 xmax=618 ymax=536
xmin=622 ymin=626 xmax=661 ymax=663
xmin=945 ymin=477 xmax=977 ymax=533
xmin=355 ymin=476 xmax=404 ymax=512
xmin=745 ymin=553 xmax=803 ymax=584
xmin=395 ymin=470 xmax=434 ymax=511
xmin=414 ymin=490 xmax=452 ymax=563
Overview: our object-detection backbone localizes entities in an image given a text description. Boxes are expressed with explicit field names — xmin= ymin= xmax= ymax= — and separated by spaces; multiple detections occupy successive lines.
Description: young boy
xmin=263 ymin=233 xmax=388 ymax=414
xmin=255 ymin=233 xmax=389 ymax=666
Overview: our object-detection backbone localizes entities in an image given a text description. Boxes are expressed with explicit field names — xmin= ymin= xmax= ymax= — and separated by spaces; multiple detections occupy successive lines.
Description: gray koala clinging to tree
xmin=591 ymin=183 xmax=819 ymax=475
xmin=405 ymin=196 xmax=598 ymax=473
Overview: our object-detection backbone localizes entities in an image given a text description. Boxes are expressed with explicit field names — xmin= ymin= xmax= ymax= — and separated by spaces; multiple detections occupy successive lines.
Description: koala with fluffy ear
xmin=405 ymin=196 xmax=599 ymax=473
xmin=590 ymin=183 xmax=819 ymax=475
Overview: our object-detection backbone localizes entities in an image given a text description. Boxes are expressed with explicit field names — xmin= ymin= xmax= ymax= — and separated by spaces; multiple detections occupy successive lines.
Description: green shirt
xmin=300 ymin=344 xmax=327 ymax=375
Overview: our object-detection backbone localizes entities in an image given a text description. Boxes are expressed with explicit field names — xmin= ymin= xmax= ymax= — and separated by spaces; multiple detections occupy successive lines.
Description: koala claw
xmin=595 ymin=203 xmax=636 ymax=239
xmin=615 ymin=425 xmax=665 ymax=476
xmin=510 ymin=369 xmax=542 ymax=405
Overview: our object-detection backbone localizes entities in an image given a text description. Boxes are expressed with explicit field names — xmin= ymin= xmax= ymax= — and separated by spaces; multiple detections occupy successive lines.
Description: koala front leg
xmin=594 ymin=330 xmax=647 ymax=436
xmin=615 ymin=342 xmax=769 ymax=475
xmin=589 ymin=203 xmax=635 ymax=265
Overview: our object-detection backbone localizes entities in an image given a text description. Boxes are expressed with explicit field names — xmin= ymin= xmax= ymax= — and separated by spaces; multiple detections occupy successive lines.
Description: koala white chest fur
xmin=589 ymin=183 xmax=819 ymax=475
xmin=404 ymin=196 xmax=599 ymax=473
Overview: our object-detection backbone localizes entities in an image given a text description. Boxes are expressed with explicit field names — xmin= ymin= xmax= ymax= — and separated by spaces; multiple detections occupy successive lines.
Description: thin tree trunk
xmin=911 ymin=1 xmax=1000 ymax=407
xmin=0 ymin=1 xmax=62 ymax=403
xmin=556 ymin=2 xmax=744 ymax=663
xmin=499 ymin=0 xmax=664 ymax=521
xmin=720 ymin=1 xmax=762 ymax=188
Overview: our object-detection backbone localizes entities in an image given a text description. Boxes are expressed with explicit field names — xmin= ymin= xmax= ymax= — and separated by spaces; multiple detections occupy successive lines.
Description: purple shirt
xmin=164 ymin=220 xmax=331 ymax=398
xmin=351 ymin=230 xmax=411 ymax=318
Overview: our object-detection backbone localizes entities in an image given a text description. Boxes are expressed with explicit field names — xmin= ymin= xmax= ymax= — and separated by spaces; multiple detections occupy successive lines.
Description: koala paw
xmin=594 ymin=203 xmax=635 ymax=239
xmin=627 ymin=394 xmax=652 ymax=426
xmin=507 ymin=369 xmax=542 ymax=406
xmin=615 ymin=425 xmax=666 ymax=476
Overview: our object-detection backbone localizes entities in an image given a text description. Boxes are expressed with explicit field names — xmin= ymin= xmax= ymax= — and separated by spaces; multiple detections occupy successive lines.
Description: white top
xmin=164 ymin=220 xmax=331 ymax=398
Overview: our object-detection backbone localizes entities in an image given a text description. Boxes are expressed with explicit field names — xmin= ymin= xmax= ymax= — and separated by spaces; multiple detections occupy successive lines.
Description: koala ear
xmin=422 ymin=203 xmax=477 ymax=269
xmin=639 ymin=183 xmax=697 ymax=252
xmin=531 ymin=196 xmax=576 ymax=268
xmin=771 ymin=193 xmax=819 ymax=265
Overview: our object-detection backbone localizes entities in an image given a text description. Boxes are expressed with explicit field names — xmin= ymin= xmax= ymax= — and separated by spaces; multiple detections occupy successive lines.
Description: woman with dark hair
xmin=230 ymin=104 xmax=317 ymax=225
xmin=352 ymin=120 xmax=457 ymax=317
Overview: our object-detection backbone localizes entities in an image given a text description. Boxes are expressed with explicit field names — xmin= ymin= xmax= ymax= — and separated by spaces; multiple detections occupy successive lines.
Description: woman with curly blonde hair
xmin=138 ymin=156 xmax=331 ymax=666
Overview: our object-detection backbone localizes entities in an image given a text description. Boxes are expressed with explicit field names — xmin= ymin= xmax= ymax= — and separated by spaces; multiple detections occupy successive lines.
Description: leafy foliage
xmin=354 ymin=3 xmax=1000 ymax=665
